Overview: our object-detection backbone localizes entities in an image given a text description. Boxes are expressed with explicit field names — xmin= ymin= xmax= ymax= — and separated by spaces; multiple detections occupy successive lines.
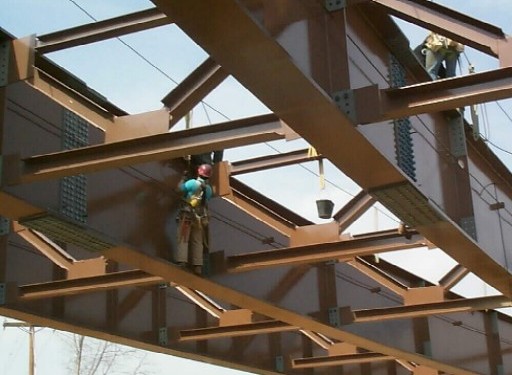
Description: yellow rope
xmin=308 ymin=147 xmax=325 ymax=190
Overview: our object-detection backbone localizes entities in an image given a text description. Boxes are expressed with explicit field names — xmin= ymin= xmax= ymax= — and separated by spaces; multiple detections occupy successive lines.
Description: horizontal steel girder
xmin=292 ymin=352 xmax=394 ymax=369
xmin=36 ymin=8 xmax=171 ymax=54
xmin=18 ymin=270 xmax=162 ymax=300
xmin=227 ymin=229 xmax=427 ymax=272
xmin=352 ymin=295 xmax=512 ymax=323
xmin=230 ymin=148 xmax=322 ymax=175
xmin=179 ymin=320 xmax=299 ymax=341
xmin=6 ymin=114 xmax=285 ymax=184
xmin=356 ymin=67 xmax=512 ymax=124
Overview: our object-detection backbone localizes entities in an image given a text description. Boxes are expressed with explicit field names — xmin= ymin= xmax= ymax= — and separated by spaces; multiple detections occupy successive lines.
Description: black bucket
xmin=316 ymin=199 xmax=334 ymax=219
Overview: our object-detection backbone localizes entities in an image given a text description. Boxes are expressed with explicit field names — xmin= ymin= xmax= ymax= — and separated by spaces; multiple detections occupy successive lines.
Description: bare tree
xmin=63 ymin=334 xmax=154 ymax=375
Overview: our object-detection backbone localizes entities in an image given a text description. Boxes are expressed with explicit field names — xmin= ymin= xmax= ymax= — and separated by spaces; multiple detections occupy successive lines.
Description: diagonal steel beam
xmin=333 ymin=190 xmax=376 ymax=233
xmin=36 ymin=8 xmax=171 ymax=54
xmin=352 ymin=295 xmax=512 ymax=323
xmin=162 ymin=57 xmax=229 ymax=129
xmin=347 ymin=256 xmax=408 ymax=296
xmin=227 ymin=229 xmax=427 ymax=273
xmin=366 ymin=0 xmax=511 ymax=64
xmin=439 ymin=264 xmax=470 ymax=291
xmin=6 ymin=114 xmax=286 ymax=185
xmin=12 ymin=221 xmax=76 ymax=269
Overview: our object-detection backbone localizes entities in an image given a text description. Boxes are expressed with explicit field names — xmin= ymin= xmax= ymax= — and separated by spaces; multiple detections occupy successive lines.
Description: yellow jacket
xmin=425 ymin=32 xmax=464 ymax=53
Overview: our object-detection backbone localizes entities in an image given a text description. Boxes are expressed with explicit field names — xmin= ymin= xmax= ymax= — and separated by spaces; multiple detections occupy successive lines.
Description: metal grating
xmin=19 ymin=212 xmax=114 ymax=252
xmin=370 ymin=182 xmax=443 ymax=227
xmin=60 ymin=109 xmax=88 ymax=223
xmin=389 ymin=54 xmax=416 ymax=181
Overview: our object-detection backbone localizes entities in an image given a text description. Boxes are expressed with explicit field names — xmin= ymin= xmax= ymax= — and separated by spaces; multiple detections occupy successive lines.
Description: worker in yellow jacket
xmin=424 ymin=32 xmax=464 ymax=79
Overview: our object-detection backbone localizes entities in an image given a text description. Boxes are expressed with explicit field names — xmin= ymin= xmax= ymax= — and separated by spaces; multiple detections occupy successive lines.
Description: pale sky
xmin=1 ymin=0 xmax=512 ymax=374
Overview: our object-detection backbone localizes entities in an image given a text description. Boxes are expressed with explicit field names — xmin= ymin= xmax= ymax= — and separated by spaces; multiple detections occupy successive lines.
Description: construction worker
xmin=175 ymin=163 xmax=213 ymax=275
xmin=423 ymin=31 xmax=464 ymax=79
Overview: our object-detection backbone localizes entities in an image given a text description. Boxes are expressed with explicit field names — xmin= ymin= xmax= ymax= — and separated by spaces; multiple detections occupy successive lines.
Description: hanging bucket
xmin=316 ymin=199 xmax=334 ymax=219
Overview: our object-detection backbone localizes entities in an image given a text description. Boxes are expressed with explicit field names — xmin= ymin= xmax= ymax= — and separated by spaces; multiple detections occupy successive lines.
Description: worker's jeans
xmin=176 ymin=216 xmax=204 ymax=266
xmin=425 ymin=48 xmax=459 ymax=79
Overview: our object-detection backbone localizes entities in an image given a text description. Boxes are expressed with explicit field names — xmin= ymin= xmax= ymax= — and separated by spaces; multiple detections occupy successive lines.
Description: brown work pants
xmin=176 ymin=216 xmax=204 ymax=266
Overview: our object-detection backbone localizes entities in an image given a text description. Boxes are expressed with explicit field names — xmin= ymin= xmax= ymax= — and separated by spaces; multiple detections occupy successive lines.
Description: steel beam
xmin=356 ymin=67 xmax=512 ymax=124
xmin=36 ymin=8 xmax=171 ymax=54
xmin=439 ymin=264 xmax=469 ymax=291
xmin=227 ymin=229 xmax=427 ymax=272
xmin=333 ymin=190 xmax=376 ymax=233
xmin=103 ymin=245 xmax=477 ymax=374
xmin=174 ymin=286 xmax=225 ymax=319
xmin=347 ymin=257 xmax=408 ymax=297
xmin=230 ymin=148 xmax=321 ymax=175
xmin=291 ymin=352 xmax=394 ymax=368
xmin=179 ymin=320 xmax=298 ymax=341
xmin=162 ymin=57 xmax=229 ymax=129
xmin=6 ymin=114 xmax=286 ymax=185
xmin=12 ymin=221 xmax=75 ymax=269
xmin=18 ymin=270 xmax=162 ymax=300
xmin=353 ymin=295 xmax=512 ymax=323
xmin=366 ymin=0 xmax=511 ymax=63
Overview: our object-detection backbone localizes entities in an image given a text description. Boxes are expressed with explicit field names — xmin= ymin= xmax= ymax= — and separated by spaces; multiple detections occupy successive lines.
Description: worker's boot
xmin=193 ymin=265 xmax=202 ymax=276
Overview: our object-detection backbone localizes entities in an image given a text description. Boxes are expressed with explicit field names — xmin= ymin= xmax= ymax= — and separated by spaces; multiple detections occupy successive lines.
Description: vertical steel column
xmin=195 ymin=303 xmax=208 ymax=354
xmin=0 ymin=40 xmax=10 ymax=283
xmin=269 ymin=332 xmax=284 ymax=373
xmin=412 ymin=282 xmax=432 ymax=359
xmin=318 ymin=262 xmax=340 ymax=375
xmin=152 ymin=284 xmax=168 ymax=347
xmin=106 ymin=261 xmax=119 ymax=331
xmin=484 ymin=310 xmax=504 ymax=375
xmin=310 ymin=2 xmax=351 ymax=93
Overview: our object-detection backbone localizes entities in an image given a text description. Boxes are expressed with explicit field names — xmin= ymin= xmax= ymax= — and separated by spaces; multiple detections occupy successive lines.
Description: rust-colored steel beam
xmin=12 ymin=221 xmax=75 ymax=269
xmin=352 ymin=295 xmax=512 ymax=323
xmin=291 ymin=352 xmax=394 ymax=369
xmin=36 ymin=8 xmax=171 ymax=54
xmin=162 ymin=57 xmax=229 ymax=129
xmin=356 ymin=67 xmax=512 ymax=124
xmin=230 ymin=148 xmax=322 ymax=175
xmin=439 ymin=264 xmax=470 ymax=291
xmin=18 ymin=270 xmax=162 ymax=300
xmin=333 ymin=190 xmax=376 ymax=233
xmin=104 ymin=245 xmax=476 ymax=374
xmin=6 ymin=114 xmax=285 ymax=185
xmin=174 ymin=285 xmax=225 ymax=318
xmin=366 ymin=0 xmax=511 ymax=64
xmin=347 ymin=257 xmax=408 ymax=297
xmin=218 ymin=175 xmax=310 ymax=238
xmin=227 ymin=229 xmax=427 ymax=273
xmin=179 ymin=320 xmax=298 ymax=341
